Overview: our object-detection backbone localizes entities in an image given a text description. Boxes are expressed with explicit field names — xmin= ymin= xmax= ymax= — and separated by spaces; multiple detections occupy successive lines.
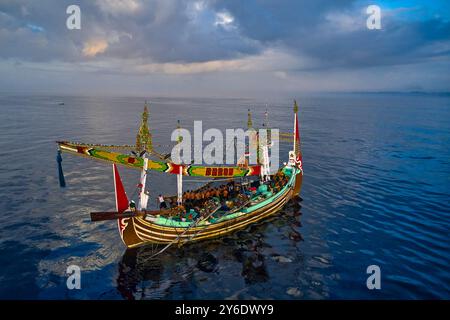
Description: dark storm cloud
xmin=102 ymin=1 xmax=260 ymax=63
xmin=300 ymin=17 xmax=450 ymax=69
xmin=210 ymin=0 xmax=450 ymax=69
xmin=209 ymin=0 xmax=355 ymax=41
xmin=0 ymin=0 xmax=260 ymax=63
xmin=0 ymin=0 xmax=449 ymax=71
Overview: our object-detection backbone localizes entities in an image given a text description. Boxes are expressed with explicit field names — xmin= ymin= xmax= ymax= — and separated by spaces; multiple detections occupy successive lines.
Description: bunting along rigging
xmin=57 ymin=141 xmax=262 ymax=177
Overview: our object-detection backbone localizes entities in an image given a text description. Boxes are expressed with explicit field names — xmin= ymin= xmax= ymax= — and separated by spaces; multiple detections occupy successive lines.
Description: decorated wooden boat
xmin=57 ymin=101 xmax=303 ymax=251
xmin=117 ymin=166 xmax=302 ymax=248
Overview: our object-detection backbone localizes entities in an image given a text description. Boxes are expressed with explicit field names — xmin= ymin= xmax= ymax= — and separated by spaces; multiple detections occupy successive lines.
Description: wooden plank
xmin=90 ymin=211 xmax=136 ymax=221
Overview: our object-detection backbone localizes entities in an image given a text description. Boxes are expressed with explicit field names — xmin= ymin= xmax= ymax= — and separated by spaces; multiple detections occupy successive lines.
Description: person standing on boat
xmin=157 ymin=194 xmax=167 ymax=210
xmin=129 ymin=200 xmax=136 ymax=212
xmin=227 ymin=180 xmax=235 ymax=197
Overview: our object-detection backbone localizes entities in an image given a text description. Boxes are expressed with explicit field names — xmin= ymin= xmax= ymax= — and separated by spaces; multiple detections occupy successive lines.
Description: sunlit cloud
xmin=82 ymin=39 xmax=109 ymax=57
xmin=134 ymin=59 xmax=243 ymax=74
xmin=131 ymin=49 xmax=303 ymax=75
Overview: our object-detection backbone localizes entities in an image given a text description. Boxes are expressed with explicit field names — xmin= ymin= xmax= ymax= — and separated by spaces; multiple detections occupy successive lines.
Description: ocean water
xmin=0 ymin=93 xmax=449 ymax=299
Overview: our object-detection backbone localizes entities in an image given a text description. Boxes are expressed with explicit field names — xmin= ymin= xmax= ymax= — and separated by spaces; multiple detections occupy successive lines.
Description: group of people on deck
xmin=155 ymin=181 xmax=245 ymax=220
xmin=158 ymin=181 xmax=240 ymax=209
xmin=271 ymin=170 xmax=290 ymax=193
xmin=155 ymin=171 xmax=290 ymax=221
xmin=183 ymin=181 xmax=240 ymax=209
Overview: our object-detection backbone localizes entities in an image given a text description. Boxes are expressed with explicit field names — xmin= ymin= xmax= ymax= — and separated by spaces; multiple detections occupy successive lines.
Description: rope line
xmin=147 ymin=206 xmax=220 ymax=259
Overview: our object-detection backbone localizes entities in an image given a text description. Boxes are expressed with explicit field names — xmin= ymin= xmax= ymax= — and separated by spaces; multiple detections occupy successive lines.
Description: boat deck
xmin=144 ymin=166 xmax=296 ymax=228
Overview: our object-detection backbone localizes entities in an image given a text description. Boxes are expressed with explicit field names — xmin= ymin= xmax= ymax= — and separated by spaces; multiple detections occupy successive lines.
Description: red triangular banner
xmin=113 ymin=164 xmax=129 ymax=213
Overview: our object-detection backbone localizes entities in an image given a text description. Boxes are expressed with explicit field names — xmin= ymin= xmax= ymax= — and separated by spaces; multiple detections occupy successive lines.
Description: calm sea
xmin=0 ymin=93 xmax=449 ymax=299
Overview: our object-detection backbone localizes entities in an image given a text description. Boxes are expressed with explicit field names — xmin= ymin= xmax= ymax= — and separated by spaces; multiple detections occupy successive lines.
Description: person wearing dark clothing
xmin=158 ymin=194 xmax=167 ymax=209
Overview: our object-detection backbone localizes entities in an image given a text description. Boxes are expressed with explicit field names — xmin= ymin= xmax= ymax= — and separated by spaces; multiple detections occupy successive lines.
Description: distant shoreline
xmin=0 ymin=91 xmax=449 ymax=100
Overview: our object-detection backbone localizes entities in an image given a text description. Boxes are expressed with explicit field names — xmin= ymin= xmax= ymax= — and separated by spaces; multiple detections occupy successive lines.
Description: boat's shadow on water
xmin=116 ymin=199 xmax=303 ymax=299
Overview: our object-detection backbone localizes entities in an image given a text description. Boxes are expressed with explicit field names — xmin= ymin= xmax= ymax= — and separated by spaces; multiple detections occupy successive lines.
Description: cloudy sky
xmin=0 ymin=0 xmax=449 ymax=97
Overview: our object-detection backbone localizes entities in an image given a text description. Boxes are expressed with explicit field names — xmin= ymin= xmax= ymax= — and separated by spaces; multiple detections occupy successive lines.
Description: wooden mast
xmin=176 ymin=120 xmax=183 ymax=205
xmin=138 ymin=156 xmax=149 ymax=210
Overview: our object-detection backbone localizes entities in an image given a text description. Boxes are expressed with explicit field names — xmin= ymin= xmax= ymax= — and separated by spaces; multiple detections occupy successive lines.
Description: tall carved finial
xmin=264 ymin=109 xmax=271 ymax=145
xmin=136 ymin=101 xmax=153 ymax=152
xmin=143 ymin=100 xmax=149 ymax=122
xmin=247 ymin=109 xmax=253 ymax=129
xmin=135 ymin=133 xmax=142 ymax=152
xmin=176 ymin=120 xmax=183 ymax=143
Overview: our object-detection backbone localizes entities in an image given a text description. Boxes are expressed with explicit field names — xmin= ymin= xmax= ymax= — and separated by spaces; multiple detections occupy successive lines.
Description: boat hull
xmin=119 ymin=169 xmax=303 ymax=248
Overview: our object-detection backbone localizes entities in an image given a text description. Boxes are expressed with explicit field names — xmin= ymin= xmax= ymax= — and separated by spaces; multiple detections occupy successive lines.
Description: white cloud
xmin=324 ymin=10 xmax=362 ymax=33
xmin=131 ymin=48 xmax=304 ymax=75
xmin=214 ymin=11 xmax=235 ymax=30
xmin=193 ymin=1 xmax=206 ymax=12
xmin=96 ymin=0 xmax=141 ymax=16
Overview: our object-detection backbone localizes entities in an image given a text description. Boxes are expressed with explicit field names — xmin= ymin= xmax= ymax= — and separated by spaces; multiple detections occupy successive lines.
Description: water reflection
xmin=117 ymin=247 xmax=164 ymax=300
xmin=236 ymin=235 xmax=269 ymax=285
xmin=117 ymin=199 xmax=303 ymax=299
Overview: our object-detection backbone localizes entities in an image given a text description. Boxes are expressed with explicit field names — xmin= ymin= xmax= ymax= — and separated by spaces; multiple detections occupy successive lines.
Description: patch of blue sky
xmin=26 ymin=23 xmax=44 ymax=33
xmin=355 ymin=0 xmax=450 ymax=21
